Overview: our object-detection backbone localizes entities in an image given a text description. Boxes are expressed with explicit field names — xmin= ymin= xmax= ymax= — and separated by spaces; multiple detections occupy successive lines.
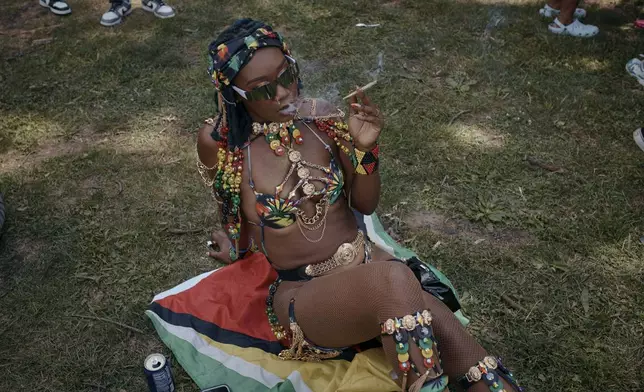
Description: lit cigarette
xmin=343 ymin=80 xmax=378 ymax=100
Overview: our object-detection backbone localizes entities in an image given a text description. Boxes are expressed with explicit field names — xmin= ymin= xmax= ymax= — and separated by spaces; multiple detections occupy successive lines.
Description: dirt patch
xmin=0 ymin=126 xmax=191 ymax=176
xmin=0 ymin=2 xmax=62 ymax=60
xmin=0 ymin=134 xmax=95 ymax=176
xmin=452 ymin=124 xmax=506 ymax=149
xmin=181 ymin=41 xmax=202 ymax=67
xmin=630 ymin=193 xmax=644 ymax=209
xmin=0 ymin=236 xmax=48 ymax=294
xmin=11 ymin=237 xmax=47 ymax=267
xmin=382 ymin=0 xmax=402 ymax=7
xmin=404 ymin=210 xmax=535 ymax=247
xmin=273 ymin=24 xmax=303 ymax=40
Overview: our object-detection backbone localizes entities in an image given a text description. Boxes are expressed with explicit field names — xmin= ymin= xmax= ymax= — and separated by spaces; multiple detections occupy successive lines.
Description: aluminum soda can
xmin=144 ymin=353 xmax=175 ymax=392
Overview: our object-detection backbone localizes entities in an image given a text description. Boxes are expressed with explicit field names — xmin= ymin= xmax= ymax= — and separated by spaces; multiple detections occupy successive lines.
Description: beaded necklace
xmin=252 ymin=121 xmax=303 ymax=156
xmin=214 ymin=140 xmax=244 ymax=245
xmin=203 ymin=118 xmax=244 ymax=261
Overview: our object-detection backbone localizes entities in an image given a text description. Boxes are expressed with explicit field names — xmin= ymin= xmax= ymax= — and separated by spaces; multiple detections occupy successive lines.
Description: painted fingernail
xmin=351 ymin=103 xmax=361 ymax=109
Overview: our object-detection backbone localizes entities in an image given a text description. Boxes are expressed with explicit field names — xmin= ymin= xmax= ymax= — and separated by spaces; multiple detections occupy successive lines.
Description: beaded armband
xmin=381 ymin=311 xmax=446 ymax=391
xmin=457 ymin=356 xmax=525 ymax=392
xmin=354 ymin=144 xmax=379 ymax=175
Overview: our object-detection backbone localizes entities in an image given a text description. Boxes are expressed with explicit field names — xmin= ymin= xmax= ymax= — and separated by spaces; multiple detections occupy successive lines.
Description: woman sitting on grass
xmin=197 ymin=18 xmax=525 ymax=392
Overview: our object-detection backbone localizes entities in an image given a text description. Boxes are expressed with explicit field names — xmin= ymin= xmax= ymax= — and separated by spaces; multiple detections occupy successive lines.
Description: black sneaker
xmin=39 ymin=0 xmax=71 ymax=16
xmin=100 ymin=1 xmax=132 ymax=27
xmin=141 ymin=0 xmax=176 ymax=19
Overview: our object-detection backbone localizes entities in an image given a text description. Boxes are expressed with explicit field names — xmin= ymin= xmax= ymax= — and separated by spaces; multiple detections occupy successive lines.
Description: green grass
xmin=1 ymin=0 xmax=643 ymax=391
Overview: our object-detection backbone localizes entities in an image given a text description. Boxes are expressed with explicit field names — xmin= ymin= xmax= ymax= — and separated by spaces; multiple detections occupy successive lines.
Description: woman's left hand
xmin=348 ymin=89 xmax=384 ymax=151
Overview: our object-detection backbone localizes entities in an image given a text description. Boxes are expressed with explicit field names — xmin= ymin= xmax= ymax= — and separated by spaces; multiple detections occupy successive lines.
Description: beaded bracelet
xmin=354 ymin=144 xmax=379 ymax=175
xmin=457 ymin=356 xmax=525 ymax=392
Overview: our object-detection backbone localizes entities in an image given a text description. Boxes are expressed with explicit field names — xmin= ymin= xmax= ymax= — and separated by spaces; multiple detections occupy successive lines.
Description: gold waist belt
xmin=304 ymin=231 xmax=365 ymax=277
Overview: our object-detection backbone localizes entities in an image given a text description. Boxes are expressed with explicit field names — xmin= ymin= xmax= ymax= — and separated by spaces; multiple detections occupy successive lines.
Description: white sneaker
xmin=100 ymin=1 xmax=132 ymax=27
xmin=548 ymin=18 xmax=598 ymax=37
xmin=39 ymin=0 xmax=71 ymax=15
xmin=539 ymin=4 xmax=586 ymax=19
xmin=141 ymin=0 xmax=176 ymax=19
xmin=634 ymin=128 xmax=644 ymax=152
xmin=626 ymin=57 xmax=644 ymax=87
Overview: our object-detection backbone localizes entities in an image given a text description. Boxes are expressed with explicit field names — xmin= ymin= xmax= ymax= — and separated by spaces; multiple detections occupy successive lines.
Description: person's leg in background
xmin=626 ymin=56 xmax=644 ymax=87
xmin=141 ymin=0 xmax=176 ymax=19
xmin=100 ymin=0 xmax=132 ymax=27
xmin=39 ymin=0 xmax=71 ymax=15
xmin=625 ymin=51 xmax=644 ymax=152
xmin=100 ymin=0 xmax=176 ymax=27
xmin=540 ymin=0 xmax=587 ymax=20
xmin=557 ymin=0 xmax=582 ymax=24
xmin=540 ymin=0 xmax=599 ymax=37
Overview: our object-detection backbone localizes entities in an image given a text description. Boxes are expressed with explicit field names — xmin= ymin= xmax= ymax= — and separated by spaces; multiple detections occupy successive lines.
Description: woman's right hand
xmin=207 ymin=230 xmax=234 ymax=264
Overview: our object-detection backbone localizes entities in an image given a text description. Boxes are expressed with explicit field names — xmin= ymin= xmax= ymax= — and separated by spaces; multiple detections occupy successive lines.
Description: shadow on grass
xmin=0 ymin=137 xmax=219 ymax=390
xmin=0 ymin=0 xmax=643 ymax=391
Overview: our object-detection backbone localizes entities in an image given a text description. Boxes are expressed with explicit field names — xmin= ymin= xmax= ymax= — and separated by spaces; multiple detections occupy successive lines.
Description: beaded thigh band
xmin=457 ymin=356 xmax=525 ymax=392
xmin=382 ymin=311 xmax=448 ymax=392
xmin=266 ymin=280 xmax=345 ymax=361
xmin=279 ymin=299 xmax=344 ymax=361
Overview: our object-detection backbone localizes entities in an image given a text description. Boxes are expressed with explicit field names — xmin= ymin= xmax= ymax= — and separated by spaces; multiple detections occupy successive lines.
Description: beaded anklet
xmin=457 ymin=356 xmax=525 ymax=392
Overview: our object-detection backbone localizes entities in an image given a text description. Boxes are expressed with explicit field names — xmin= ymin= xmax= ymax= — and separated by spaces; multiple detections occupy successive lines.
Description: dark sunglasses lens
xmin=247 ymin=83 xmax=278 ymax=101
xmin=278 ymin=64 xmax=298 ymax=87
xmin=244 ymin=62 xmax=298 ymax=101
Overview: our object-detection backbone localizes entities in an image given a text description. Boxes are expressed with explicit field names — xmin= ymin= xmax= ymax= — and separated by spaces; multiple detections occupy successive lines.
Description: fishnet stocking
xmin=274 ymin=260 xmax=519 ymax=392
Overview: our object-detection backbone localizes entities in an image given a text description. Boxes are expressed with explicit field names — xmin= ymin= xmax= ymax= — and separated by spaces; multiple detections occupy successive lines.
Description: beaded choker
xmin=252 ymin=121 xmax=303 ymax=156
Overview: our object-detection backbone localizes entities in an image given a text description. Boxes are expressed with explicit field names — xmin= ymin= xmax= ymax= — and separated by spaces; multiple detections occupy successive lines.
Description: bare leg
xmin=558 ymin=0 xmax=580 ymax=24
xmin=274 ymin=261 xmax=520 ymax=391
xmin=275 ymin=262 xmax=433 ymax=389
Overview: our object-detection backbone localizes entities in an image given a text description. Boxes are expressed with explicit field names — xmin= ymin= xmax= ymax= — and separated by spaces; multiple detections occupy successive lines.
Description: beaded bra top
xmin=247 ymin=121 xmax=344 ymax=229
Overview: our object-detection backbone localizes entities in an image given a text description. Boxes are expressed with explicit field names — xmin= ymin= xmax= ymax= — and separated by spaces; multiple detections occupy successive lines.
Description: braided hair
xmin=209 ymin=18 xmax=267 ymax=149
xmin=206 ymin=19 xmax=292 ymax=260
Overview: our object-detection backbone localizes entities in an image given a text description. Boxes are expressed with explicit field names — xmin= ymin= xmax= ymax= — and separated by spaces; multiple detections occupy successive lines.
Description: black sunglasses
xmin=232 ymin=56 xmax=299 ymax=101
